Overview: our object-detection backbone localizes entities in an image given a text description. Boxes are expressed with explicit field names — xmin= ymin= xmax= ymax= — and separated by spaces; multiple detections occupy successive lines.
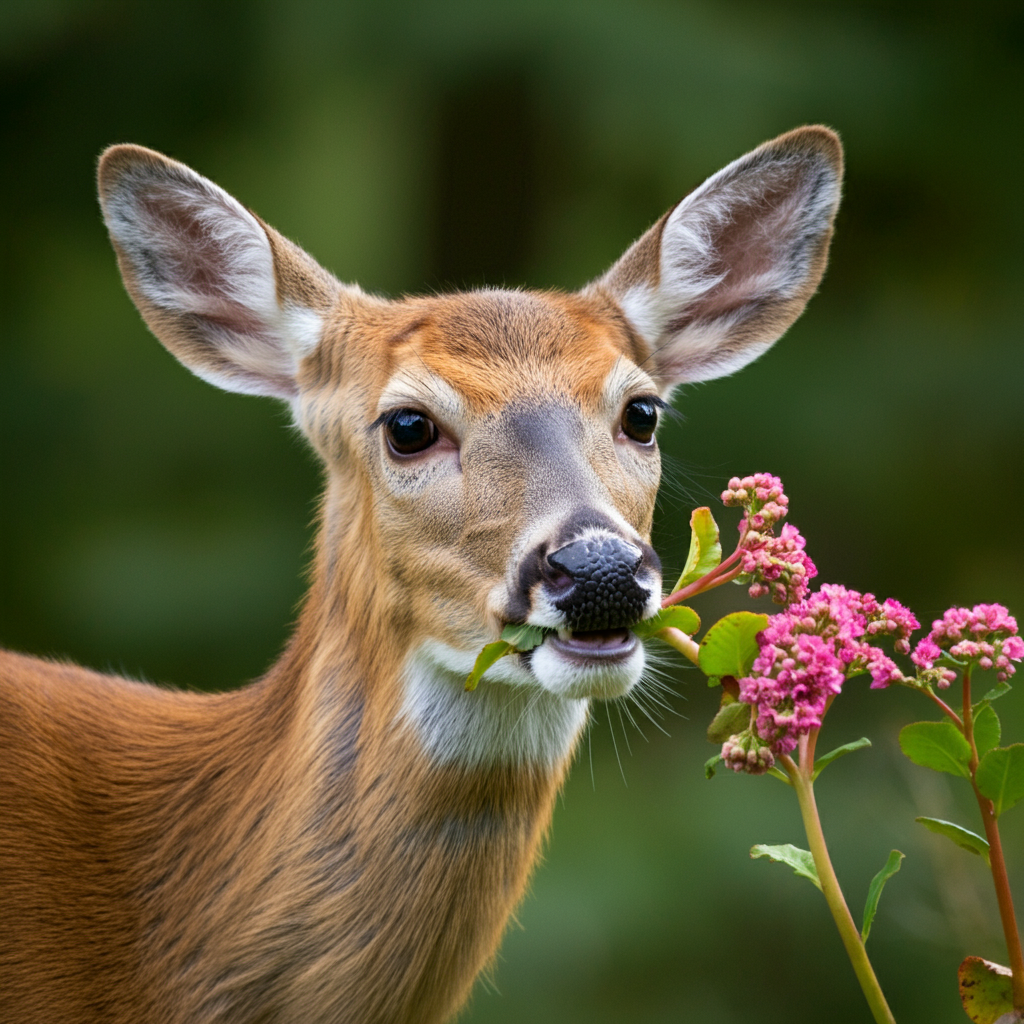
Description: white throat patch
xmin=399 ymin=641 xmax=590 ymax=768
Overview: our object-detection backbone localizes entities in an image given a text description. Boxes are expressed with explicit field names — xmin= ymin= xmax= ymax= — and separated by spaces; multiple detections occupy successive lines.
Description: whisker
xmin=605 ymin=704 xmax=627 ymax=786
xmin=614 ymin=702 xmax=635 ymax=755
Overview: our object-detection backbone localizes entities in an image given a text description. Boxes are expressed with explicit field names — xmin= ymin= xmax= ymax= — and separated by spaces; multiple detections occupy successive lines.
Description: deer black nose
xmin=546 ymin=536 xmax=649 ymax=631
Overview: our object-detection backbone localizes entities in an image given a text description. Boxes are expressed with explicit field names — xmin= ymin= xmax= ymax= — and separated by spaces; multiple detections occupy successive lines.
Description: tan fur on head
xmin=2 ymin=127 xmax=843 ymax=1023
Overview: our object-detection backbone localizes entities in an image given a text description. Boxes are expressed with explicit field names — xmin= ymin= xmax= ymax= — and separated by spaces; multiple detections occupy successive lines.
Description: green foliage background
xmin=1 ymin=2 xmax=1020 ymax=1019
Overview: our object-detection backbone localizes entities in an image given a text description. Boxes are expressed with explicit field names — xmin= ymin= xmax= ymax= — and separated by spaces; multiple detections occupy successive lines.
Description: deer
xmin=0 ymin=126 xmax=843 ymax=1023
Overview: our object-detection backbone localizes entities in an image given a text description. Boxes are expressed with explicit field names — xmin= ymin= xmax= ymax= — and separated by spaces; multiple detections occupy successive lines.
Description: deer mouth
xmin=526 ymin=624 xmax=645 ymax=699
xmin=548 ymin=627 xmax=638 ymax=663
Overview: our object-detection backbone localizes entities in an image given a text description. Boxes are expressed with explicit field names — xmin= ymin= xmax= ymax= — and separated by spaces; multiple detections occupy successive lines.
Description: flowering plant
xmin=651 ymin=474 xmax=1024 ymax=1024
xmin=465 ymin=471 xmax=1022 ymax=1020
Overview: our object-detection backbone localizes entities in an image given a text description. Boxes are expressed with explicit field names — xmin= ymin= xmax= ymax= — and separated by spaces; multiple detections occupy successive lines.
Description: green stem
xmin=654 ymin=626 xmax=700 ymax=665
xmin=781 ymin=753 xmax=897 ymax=1024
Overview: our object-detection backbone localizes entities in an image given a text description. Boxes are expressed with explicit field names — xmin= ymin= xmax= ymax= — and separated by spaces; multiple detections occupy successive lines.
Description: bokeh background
xmin=1 ymin=2 xmax=1021 ymax=1020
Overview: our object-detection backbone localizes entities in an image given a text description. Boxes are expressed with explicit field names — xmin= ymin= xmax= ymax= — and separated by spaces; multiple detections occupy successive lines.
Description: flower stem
xmin=662 ymin=549 xmax=743 ymax=607
xmin=654 ymin=626 xmax=701 ymax=665
xmin=962 ymin=668 xmax=1024 ymax=1009
xmin=974 ymin=786 xmax=1024 ymax=1009
xmin=924 ymin=688 xmax=964 ymax=729
xmin=781 ymin=753 xmax=897 ymax=1024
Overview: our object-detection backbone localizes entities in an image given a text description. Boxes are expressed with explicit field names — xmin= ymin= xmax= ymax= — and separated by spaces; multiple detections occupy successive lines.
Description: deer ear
xmin=592 ymin=126 xmax=843 ymax=394
xmin=98 ymin=145 xmax=342 ymax=399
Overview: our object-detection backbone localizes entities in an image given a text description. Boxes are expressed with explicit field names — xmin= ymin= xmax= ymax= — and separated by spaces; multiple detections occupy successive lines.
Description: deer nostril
xmin=546 ymin=570 xmax=573 ymax=591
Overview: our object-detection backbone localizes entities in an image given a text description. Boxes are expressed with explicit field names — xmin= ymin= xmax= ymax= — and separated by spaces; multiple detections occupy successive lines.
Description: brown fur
xmin=1 ymin=127 xmax=843 ymax=1023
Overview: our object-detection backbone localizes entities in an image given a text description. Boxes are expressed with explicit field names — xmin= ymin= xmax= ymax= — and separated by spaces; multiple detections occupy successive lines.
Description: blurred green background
xmin=1 ymin=1 xmax=1021 ymax=1020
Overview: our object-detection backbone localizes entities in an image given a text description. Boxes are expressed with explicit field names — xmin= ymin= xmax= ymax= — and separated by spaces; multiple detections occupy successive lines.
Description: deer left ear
xmin=591 ymin=126 xmax=843 ymax=394
xmin=98 ymin=144 xmax=341 ymax=399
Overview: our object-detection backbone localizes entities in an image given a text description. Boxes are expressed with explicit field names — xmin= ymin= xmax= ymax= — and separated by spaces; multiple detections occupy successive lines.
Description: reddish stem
xmin=963 ymin=666 xmax=1024 ymax=1008
xmin=974 ymin=784 xmax=1024 ymax=1009
xmin=662 ymin=549 xmax=743 ymax=608
xmin=923 ymin=687 xmax=963 ymax=730
xmin=803 ymin=708 xmax=830 ymax=770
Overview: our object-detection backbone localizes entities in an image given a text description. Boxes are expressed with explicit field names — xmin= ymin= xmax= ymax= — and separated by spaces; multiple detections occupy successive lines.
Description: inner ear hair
xmin=98 ymin=144 xmax=339 ymax=399
xmin=591 ymin=126 xmax=844 ymax=392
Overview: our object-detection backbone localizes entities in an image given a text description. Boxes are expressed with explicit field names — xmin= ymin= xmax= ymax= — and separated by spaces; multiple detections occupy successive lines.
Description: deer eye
xmin=621 ymin=398 xmax=659 ymax=444
xmin=384 ymin=409 xmax=438 ymax=456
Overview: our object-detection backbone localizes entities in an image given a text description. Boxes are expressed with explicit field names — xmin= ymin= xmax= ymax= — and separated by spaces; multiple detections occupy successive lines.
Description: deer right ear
xmin=98 ymin=145 xmax=342 ymax=399
xmin=592 ymin=126 xmax=843 ymax=395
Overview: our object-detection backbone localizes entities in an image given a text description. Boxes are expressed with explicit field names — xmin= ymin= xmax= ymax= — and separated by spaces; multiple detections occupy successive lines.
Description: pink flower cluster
xmin=724 ymin=585 xmax=920 ymax=770
xmin=722 ymin=473 xmax=789 ymax=527
xmin=911 ymin=604 xmax=1024 ymax=686
xmin=722 ymin=732 xmax=776 ymax=775
xmin=721 ymin=474 xmax=816 ymax=605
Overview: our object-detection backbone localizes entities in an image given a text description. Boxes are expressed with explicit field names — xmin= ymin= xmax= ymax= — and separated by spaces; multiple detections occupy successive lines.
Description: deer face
xmin=297 ymin=289 xmax=666 ymax=705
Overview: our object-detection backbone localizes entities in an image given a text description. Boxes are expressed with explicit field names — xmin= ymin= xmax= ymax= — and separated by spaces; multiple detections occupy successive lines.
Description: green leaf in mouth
xmin=464 ymin=624 xmax=552 ymax=691
xmin=464 ymin=640 xmax=516 ymax=692
xmin=467 ymin=600 xmax=704 ymax=692
xmin=500 ymin=623 xmax=548 ymax=651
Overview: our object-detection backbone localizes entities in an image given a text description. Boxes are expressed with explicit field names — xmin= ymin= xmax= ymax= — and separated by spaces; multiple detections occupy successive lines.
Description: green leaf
xmin=500 ymin=622 xmax=547 ymax=650
xmin=704 ymin=753 xmax=723 ymax=779
xmin=698 ymin=612 xmax=769 ymax=679
xmin=466 ymin=623 xmax=556 ymax=690
xmin=976 ymin=744 xmax=1024 ymax=817
xmin=750 ymin=844 xmax=821 ymax=891
xmin=899 ymin=721 xmax=972 ymax=778
xmin=861 ymin=850 xmax=904 ymax=942
xmin=632 ymin=604 xmax=701 ymax=639
xmin=958 ymin=956 xmax=1015 ymax=1024
xmin=915 ymin=817 xmax=990 ymax=865
xmin=973 ymin=704 xmax=1001 ymax=759
xmin=464 ymin=640 xmax=514 ymax=691
xmin=979 ymin=681 xmax=1012 ymax=704
xmin=672 ymin=507 xmax=722 ymax=592
xmin=812 ymin=737 xmax=872 ymax=781
xmin=706 ymin=697 xmax=752 ymax=744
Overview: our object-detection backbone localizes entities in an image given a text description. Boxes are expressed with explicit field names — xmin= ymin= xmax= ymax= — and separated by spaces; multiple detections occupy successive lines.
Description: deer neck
xmin=215 ymin=491 xmax=584 ymax=1022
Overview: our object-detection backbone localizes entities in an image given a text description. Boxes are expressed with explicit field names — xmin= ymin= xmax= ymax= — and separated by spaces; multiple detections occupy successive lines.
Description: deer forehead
xmin=300 ymin=294 xmax=663 ymax=576
xmin=312 ymin=288 xmax=650 ymax=419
